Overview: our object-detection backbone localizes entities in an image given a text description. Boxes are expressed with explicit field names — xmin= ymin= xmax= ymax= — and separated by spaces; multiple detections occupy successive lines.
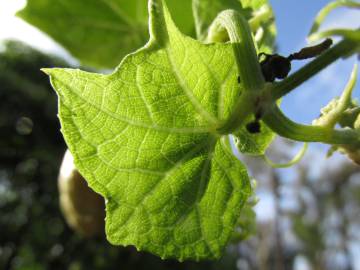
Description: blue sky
xmin=269 ymin=0 xmax=359 ymax=124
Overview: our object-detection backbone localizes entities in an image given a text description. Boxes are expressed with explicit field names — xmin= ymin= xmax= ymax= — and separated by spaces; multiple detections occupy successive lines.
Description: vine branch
xmin=270 ymin=39 xmax=359 ymax=101
xmin=263 ymin=105 xmax=360 ymax=146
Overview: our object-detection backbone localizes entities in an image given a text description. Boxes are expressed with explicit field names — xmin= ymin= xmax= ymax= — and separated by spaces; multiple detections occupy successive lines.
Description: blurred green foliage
xmin=17 ymin=0 xmax=194 ymax=69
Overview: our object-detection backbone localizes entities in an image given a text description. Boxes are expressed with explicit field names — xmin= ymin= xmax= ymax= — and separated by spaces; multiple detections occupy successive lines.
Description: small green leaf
xmin=233 ymin=119 xmax=275 ymax=155
xmin=233 ymin=94 xmax=281 ymax=156
xmin=44 ymin=0 xmax=251 ymax=260
xmin=17 ymin=0 xmax=194 ymax=69
xmin=231 ymin=202 xmax=257 ymax=241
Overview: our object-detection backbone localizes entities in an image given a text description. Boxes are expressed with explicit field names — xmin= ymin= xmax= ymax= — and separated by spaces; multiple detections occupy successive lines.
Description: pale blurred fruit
xmin=346 ymin=149 xmax=360 ymax=165
xmin=58 ymin=150 xmax=105 ymax=237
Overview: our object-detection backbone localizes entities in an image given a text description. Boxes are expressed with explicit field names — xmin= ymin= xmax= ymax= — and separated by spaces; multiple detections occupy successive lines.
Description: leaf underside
xmin=45 ymin=0 xmax=255 ymax=260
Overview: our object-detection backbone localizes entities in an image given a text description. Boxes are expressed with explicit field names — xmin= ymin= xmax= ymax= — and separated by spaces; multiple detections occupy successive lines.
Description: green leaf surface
xmin=44 ymin=0 xmax=251 ymax=260
xmin=17 ymin=0 xmax=194 ymax=69
xmin=241 ymin=0 xmax=268 ymax=10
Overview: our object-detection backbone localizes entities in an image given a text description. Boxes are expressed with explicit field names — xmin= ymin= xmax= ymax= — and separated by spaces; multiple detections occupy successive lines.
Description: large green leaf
xmin=44 ymin=0 xmax=252 ymax=260
xmin=17 ymin=0 xmax=194 ymax=69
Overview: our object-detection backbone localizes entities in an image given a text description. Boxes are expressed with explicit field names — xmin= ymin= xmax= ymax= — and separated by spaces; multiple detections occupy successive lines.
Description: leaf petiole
xmin=207 ymin=9 xmax=264 ymax=92
xmin=263 ymin=105 xmax=360 ymax=146
xmin=207 ymin=10 xmax=268 ymax=134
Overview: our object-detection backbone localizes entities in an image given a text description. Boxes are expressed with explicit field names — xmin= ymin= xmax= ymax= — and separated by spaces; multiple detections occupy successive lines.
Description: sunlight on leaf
xmin=43 ymin=0 xmax=253 ymax=260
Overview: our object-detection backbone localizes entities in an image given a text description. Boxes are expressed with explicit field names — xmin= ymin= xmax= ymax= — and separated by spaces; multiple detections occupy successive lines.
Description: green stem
xmin=207 ymin=9 xmax=265 ymax=92
xmin=270 ymin=39 xmax=359 ymax=101
xmin=309 ymin=0 xmax=360 ymax=35
xmin=263 ymin=105 xmax=360 ymax=146
xmin=263 ymin=143 xmax=308 ymax=169
xmin=209 ymin=10 xmax=359 ymax=139
xmin=309 ymin=28 xmax=360 ymax=43
xmin=207 ymin=10 xmax=266 ymax=134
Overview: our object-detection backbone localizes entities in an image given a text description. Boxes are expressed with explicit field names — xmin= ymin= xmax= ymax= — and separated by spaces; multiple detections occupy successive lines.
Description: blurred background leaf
xmin=16 ymin=0 xmax=194 ymax=69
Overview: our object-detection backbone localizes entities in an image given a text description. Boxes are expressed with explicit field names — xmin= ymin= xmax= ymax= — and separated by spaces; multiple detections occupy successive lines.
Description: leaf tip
xmin=40 ymin=68 xmax=52 ymax=76
xmin=15 ymin=7 xmax=26 ymax=20
xmin=41 ymin=67 xmax=69 ymax=78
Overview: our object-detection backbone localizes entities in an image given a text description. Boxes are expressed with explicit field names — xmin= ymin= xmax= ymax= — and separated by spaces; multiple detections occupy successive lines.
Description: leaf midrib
xmin=164 ymin=45 xmax=221 ymax=127
xmin=105 ymin=136 xmax=217 ymax=229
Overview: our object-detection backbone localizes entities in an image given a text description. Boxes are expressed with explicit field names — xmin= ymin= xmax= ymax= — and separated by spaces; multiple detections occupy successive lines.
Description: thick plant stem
xmin=208 ymin=10 xmax=359 ymax=138
xmin=263 ymin=105 xmax=360 ymax=146
xmin=270 ymin=39 xmax=359 ymax=101
xmin=207 ymin=10 xmax=266 ymax=134
xmin=207 ymin=9 xmax=265 ymax=92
